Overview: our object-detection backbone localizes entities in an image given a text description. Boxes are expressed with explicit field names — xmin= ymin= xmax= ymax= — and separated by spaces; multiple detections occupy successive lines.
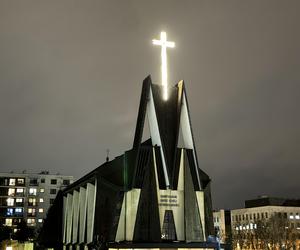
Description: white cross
xmin=152 ymin=31 xmax=175 ymax=100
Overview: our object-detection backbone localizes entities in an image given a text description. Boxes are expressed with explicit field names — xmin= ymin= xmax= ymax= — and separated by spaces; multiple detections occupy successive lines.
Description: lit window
xmin=5 ymin=218 xmax=12 ymax=226
xmin=7 ymin=247 xmax=13 ymax=250
xmin=38 ymin=219 xmax=43 ymax=223
xmin=38 ymin=208 xmax=44 ymax=213
xmin=29 ymin=188 xmax=37 ymax=195
xmin=290 ymin=213 xmax=294 ymax=219
xmin=40 ymin=188 xmax=45 ymax=193
xmin=6 ymin=208 xmax=13 ymax=216
xmin=7 ymin=198 xmax=14 ymax=206
xmin=8 ymin=188 xmax=15 ymax=196
xmin=16 ymin=188 xmax=23 ymax=193
xmin=295 ymin=213 xmax=300 ymax=220
xmin=9 ymin=178 xmax=16 ymax=186
xmin=27 ymin=218 xmax=35 ymax=225
xmin=16 ymin=198 xmax=23 ymax=203
xmin=17 ymin=178 xmax=24 ymax=185
xmin=28 ymin=208 xmax=36 ymax=215
xmin=15 ymin=208 xmax=22 ymax=213
xmin=39 ymin=198 xmax=44 ymax=203
xmin=28 ymin=198 xmax=36 ymax=206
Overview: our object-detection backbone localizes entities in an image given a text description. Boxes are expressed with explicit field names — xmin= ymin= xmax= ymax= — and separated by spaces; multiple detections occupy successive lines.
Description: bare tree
xmin=232 ymin=214 xmax=299 ymax=249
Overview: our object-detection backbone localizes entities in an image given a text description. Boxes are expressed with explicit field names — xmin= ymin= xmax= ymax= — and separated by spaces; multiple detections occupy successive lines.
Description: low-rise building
xmin=213 ymin=197 xmax=300 ymax=249
xmin=0 ymin=171 xmax=74 ymax=233
xmin=231 ymin=196 xmax=300 ymax=231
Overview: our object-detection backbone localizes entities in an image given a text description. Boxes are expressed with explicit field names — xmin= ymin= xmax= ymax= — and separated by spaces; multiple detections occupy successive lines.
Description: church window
xmin=161 ymin=210 xmax=177 ymax=240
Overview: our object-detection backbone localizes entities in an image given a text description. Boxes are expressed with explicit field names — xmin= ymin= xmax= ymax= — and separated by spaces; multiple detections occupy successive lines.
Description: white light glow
xmin=29 ymin=188 xmax=37 ymax=195
xmin=152 ymin=31 xmax=175 ymax=100
xmin=7 ymin=198 xmax=14 ymax=206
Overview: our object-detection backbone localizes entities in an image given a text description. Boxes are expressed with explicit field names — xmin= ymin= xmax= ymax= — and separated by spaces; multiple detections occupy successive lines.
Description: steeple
xmin=133 ymin=76 xmax=203 ymax=191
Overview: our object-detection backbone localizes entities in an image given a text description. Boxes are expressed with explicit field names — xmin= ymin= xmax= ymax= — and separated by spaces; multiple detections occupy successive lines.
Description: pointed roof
xmin=132 ymin=76 xmax=207 ymax=190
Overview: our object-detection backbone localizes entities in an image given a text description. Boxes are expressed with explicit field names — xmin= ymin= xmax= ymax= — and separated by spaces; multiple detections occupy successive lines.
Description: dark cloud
xmin=0 ymin=0 xmax=299 ymax=209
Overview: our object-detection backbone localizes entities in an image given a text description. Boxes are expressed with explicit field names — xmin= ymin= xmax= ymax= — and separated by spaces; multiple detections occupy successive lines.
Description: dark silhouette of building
xmin=245 ymin=196 xmax=300 ymax=208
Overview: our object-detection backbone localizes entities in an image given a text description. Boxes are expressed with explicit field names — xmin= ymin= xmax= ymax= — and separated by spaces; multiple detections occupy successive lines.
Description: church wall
xmin=60 ymin=180 xmax=97 ymax=248
xmin=93 ymin=175 xmax=124 ymax=243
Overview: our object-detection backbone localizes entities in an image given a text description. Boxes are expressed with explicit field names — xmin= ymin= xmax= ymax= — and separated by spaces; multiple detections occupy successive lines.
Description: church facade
xmin=38 ymin=76 xmax=215 ymax=249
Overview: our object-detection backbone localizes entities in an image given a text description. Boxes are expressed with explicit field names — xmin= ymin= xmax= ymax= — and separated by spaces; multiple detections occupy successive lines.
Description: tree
xmin=0 ymin=224 xmax=12 ymax=242
xmin=232 ymin=214 xmax=299 ymax=249
xmin=14 ymin=219 xmax=35 ymax=242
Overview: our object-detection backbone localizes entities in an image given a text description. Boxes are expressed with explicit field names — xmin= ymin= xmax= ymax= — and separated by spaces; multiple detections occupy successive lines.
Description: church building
xmin=38 ymin=32 xmax=217 ymax=250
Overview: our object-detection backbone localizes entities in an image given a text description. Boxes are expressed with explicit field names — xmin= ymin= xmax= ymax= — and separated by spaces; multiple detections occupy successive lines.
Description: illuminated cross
xmin=152 ymin=31 xmax=175 ymax=100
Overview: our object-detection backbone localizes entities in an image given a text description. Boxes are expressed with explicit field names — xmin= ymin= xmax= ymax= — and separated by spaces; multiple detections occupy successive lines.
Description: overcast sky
xmin=0 ymin=0 xmax=299 ymax=209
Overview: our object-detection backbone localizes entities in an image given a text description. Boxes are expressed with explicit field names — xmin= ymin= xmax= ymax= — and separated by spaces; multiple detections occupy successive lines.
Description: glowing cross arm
xmin=166 ymin=41 xmax=175 ymax=48
xmin=152 ymin=39 xmax=175 ymax=48
xmin=152 ymin=39 xmax=162 ymax=46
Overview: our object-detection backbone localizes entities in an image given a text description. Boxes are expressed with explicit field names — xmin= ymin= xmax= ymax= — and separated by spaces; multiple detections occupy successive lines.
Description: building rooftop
xmin=245 ymin=196 xmax=300 ymax=208
xmin=0 ymin=171 xmax=73 ymax=178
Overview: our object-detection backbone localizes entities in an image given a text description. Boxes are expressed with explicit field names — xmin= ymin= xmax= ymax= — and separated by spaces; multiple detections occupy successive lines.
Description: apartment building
xmin=0 ymin=171 xmax=74 ymax=233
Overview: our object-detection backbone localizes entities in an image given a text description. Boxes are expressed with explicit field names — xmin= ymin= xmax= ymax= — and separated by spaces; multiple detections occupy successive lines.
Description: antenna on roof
xmin=106 ymin=149 xmax=110 ymax=162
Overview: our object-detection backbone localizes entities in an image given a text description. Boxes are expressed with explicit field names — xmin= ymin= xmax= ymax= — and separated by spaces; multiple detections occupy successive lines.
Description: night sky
xmin=0 ymin=0 xmax=299 ymax=209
